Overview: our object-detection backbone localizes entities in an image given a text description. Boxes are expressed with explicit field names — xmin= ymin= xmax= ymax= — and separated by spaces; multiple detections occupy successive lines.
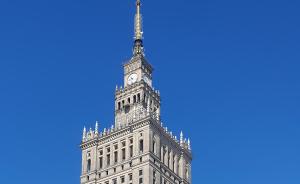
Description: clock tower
xmin=115 ymin=0 xmax=160 ymax=129
xmin=80 ymin=1 xmax=192 ymax=184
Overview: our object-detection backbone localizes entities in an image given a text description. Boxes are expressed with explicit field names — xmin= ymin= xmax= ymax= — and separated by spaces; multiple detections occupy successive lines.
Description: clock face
xmin=127 ymin=73 xmax=138 ymax=85
xmin=143 ymin=75 xmax=151 ymax=85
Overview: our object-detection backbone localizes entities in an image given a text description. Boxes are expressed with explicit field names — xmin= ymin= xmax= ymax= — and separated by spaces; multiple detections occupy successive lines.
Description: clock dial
xmin=127 ymin=73 xmax=138 ymax=85
xmin=142 ymin=75 xmax=151 ymax=85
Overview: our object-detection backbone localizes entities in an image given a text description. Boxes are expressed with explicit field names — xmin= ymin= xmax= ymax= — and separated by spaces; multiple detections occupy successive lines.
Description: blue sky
xmin=0 ymin=0 xmax=299 ymax=183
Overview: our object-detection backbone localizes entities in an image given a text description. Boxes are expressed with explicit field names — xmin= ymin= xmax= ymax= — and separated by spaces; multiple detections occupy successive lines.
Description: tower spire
xmin=135 ymin=0 xmax=143 ymax=40
xmin=133 ymin=0 xmax=144 ymax=55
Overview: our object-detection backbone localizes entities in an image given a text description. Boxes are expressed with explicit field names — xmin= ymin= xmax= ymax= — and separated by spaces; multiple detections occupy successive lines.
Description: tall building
xmin=80 ymin=1 xmax=192 ymax=184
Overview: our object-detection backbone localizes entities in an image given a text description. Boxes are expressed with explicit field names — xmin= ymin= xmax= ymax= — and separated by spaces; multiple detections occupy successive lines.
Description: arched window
xmin=186 ymin=165 xmax=190 ymax=180
xmin=153 ymin=139 xmax=157 ymax=155
xmin=173 ymin=155 xmax=176 ymax=171
xmin=168 ymin=150 xmax=171 ymax=167
xmin=177 ymin=158 xmax=180 ymax=174
xmin=87 ymin=159 xmax=91 ymax=172
xmin=137 ymin=93 xmax=141 ymax=102
xmin=118 ymin=102 xmax=121 ymax=110
xmin=133 ymin=95 xmax=137 ymax=103
xmin=162 ymin=146 xmax=167 ymax=163
xmin=128 ymin=97 xmax=131 ymax=104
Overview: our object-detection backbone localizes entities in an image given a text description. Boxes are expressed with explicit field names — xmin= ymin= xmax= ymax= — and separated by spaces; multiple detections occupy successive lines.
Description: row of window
xmin=87 ymin=138 xmax=144 ymax=172
xmin=151 ymin=139 xmax=180 ymax=175
xmin=88 ymin=170 xmax=143 ymax=184
xmin=117 ymin=93 xmax=142 ymax=110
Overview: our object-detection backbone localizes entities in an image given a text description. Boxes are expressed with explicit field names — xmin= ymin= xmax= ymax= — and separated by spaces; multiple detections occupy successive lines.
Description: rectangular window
xmin=129 ymin=173 xmax=133 ymax=181
xmin=139 ymin=169 xmax=143 ymax=176
xmin=121 ymin=176 xmax=125 ymax=183
xmin=107 ymin=154 xmax=110 ymax=166
xmin=122 ymin=148 xmax=126 ymax=160
xmin=99 ymin=157 xmax=103 ymax=169
xmin=118 ymin=102 xmax=121 ymax=110
xmin=137 ymin=93 xmax=141 ymax=102
xmin=130 ymin=145 xmax=133 ymax=157
xmin=139 ymin=140 xmax=144 ymax=153
xmin=139 ymin=178 xmax=143 ymax=184
xmin=114 ymin=151 xmax=118 ymax=163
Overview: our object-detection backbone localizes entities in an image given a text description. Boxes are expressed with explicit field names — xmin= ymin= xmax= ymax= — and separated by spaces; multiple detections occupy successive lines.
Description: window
xmin=163 ymin=146 xmax=166 ymax=163
xmin=122 ymin=148 xmax=126 ymax=160
xmin=99 ymin=157 xmax=103 ymax=169
xmin=121 ymin=176 xmax=125 ymax=183
xmin=177 ymin=161 xmax=180 ymax=174
xmin=139 ymin=139 xmax=144 ymax=153
xmin=186 ymin=166 xmax=190 ymax=180
xmin=139 ymin=178 xmax=143 ymax=184
xmin=168 ymin=151 xmax=171 ymax=167
xmin=113 ymin=179 xmax=117 ymax=184
xmin=107 ymin=154 xmax=110 ymax=166
xmin=137 ymin=93 xmax=141 ymax=102
xmin=153 ymin=171 xmax=156 ymax=184
xmin=139 ymin=169 xmax=143 ymax=176
xmin=114 ymin=151 xmax=118 ymax=163
xmin=118 ymin=102 xmax=121 ymax=110
xmin=173 ymin=155 xmax=176 ymax=171
xmin=130 ymin=145 xmax=133 ymax=157
xmin=133 ymin=95 xmax=137 ymax=103
xmin=129 ymin=173 xmax=133 ymax=181
xmin=87 ymin=159 xmax=91 ymax=172
xmin=153 ymin=139 xmax=157 ymax=155
xmin=128 ymin=97 xmax=131 ymax=104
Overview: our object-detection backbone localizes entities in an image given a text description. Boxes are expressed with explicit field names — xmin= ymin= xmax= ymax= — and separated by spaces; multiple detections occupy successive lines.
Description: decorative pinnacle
xmin=188 ymin=138 xmax=191 ymax=150
xmin=95 ymin=121 xmax=99 ymax=134
xmin=82 ymin=126 xmax=86 ymax=141
xmin=180 ymin=131 xmax=184 ymax=145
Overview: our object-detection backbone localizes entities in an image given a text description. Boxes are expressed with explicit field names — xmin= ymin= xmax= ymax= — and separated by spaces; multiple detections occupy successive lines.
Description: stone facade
xmin=80 ymin=1 xmax=192 ymax=184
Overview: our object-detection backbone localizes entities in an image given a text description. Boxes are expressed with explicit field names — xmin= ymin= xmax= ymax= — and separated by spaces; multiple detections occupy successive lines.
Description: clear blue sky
xmin=0 ymin=0 xmax=299 ymax=183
